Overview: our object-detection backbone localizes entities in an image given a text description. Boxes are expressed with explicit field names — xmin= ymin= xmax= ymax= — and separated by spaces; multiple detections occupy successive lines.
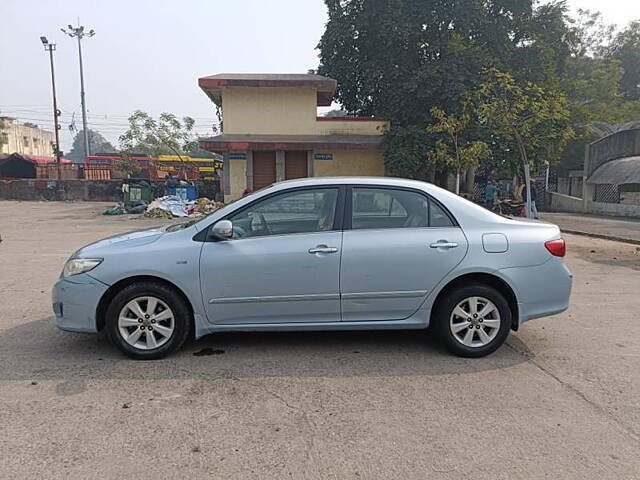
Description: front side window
xmin=228 ymin=188 xmax=339 ymax=239
xmin=351 ymin=187 xmax=454 ymax=229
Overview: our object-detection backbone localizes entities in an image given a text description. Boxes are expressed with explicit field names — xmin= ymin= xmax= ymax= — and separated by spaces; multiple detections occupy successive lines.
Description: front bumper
xmin=52 ymin=274 xmax=109 ymax=333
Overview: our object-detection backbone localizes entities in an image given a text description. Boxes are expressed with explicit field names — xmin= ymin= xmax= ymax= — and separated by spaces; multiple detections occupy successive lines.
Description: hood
xmin=73 ymin=226 xmax=166 ymax=257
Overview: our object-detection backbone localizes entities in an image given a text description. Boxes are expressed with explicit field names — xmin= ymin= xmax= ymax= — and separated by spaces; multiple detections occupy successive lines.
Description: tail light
xmin=545 ymin=238 xmax=566 ymax=257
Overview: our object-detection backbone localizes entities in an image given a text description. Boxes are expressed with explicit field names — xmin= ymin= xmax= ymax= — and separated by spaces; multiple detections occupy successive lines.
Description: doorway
xmin=253 ymin=151 xmax=276 ymax=190
xmin=285 ymin=151 xmax=308 ymax=180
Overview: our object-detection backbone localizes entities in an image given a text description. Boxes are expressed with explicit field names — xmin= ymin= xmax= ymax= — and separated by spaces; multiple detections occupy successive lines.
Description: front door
xmin=200 ymin=186 xmax=344 ymax=324
xmin=340 ymin=186 xmax=468 ymax=321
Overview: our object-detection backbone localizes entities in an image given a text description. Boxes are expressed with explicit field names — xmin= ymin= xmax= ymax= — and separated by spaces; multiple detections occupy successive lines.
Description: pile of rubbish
xmin=142 ymin=196 xmax=223 ymax=219
xmin=187 ymin=197 xmax=224 ymax=218
xmin=144 ymin=207 xmax=175 ymax=219
xmin=144 ymin=195 xmax=190 ymax=217
xmin=102 ymin=205 xmax=126 ymax=216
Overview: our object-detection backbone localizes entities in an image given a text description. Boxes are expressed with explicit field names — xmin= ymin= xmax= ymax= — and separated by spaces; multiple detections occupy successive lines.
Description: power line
xmin=0 ymin=105 xmax=219 ymax=122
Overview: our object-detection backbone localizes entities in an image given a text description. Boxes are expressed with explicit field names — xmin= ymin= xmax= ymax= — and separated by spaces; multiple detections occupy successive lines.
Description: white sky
xmin=0 ymin=0 xmax=638 ymax=152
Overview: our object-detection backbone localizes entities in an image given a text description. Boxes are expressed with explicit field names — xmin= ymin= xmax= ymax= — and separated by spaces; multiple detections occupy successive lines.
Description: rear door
xmin=340 ymin=186 xmax=468 ymax=321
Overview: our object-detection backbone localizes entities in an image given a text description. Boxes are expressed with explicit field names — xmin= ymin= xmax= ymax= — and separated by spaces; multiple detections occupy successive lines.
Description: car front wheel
xmin=105 ymin=282 xmax=191 ymax=360
xmin=434 ymin=283 xmax=511 ymax=357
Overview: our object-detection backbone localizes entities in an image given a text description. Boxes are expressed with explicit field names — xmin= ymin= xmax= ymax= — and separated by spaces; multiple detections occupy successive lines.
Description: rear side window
xmin=350 ymin=187 xmax=455 ymax=229
xmin=430 ymin=201 xmax=455 ymax=227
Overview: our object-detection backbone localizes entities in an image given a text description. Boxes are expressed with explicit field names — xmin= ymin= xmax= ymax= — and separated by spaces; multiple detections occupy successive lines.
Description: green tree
xmin=556 ymin=11 xmax=640 ymax=173
xmin=317 ymin=0 xmax=640 ymax=185
xmin=113 ymin=155 xmax=141 ymax=178
xmin=426 ymin=107 xmax=490 ymax=194
xmin=317 ymin=0 xmax=570 ymax=184
xmin=608 ymin=21 xmax=640 ymax=101
xmin=119 ymin=110 xmax=197 ymax=159
xmin=565 ymin=9 xmax=614 ymax=58
xmin=66 ymin=129 xmax=116 ymax=163
xmin=478 ymin=68 xmax=574 ymax=217
xmin=119 ymin=111 xmax=201 ymax=178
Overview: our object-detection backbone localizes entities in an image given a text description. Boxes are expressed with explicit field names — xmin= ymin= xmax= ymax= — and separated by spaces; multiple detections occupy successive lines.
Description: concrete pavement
xmin=1 ymin=201 xmax=640 ymax=479
xmin=541 ymin=212 xmax=640 ymax=244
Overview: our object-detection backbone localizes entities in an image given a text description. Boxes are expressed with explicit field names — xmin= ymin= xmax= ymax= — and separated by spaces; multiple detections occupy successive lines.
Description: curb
xmin=559 ymin=228 xmax=640 ymax=246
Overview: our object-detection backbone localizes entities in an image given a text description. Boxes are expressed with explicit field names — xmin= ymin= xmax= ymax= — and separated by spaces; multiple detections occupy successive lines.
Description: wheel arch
xmin=430 ymin=272 xmax=519 ymax=330
xmin=95 ymin=275 xmax=195 ymax=333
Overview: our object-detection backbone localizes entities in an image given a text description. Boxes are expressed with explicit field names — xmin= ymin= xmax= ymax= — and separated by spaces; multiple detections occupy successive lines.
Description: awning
xmin=200 ymin=134 xmax=383 ymax=152
xmin=587 ymin=156 xmax=640 ymax=185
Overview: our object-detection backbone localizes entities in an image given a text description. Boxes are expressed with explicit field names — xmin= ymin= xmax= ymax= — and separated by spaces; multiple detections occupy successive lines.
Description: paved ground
xmin=541 ymin=212 xmax=640 ymax=244
xmin=1 ymin=201 xmax=640 ymax=479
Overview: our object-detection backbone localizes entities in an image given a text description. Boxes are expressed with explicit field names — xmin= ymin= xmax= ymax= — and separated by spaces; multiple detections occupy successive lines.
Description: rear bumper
xmin=499 ymin=258 xmax=572 ymax=326
xmin=52 ymin=274 xmax=109 ymax=333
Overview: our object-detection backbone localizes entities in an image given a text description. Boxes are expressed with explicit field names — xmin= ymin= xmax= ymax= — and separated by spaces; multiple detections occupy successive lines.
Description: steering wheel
xmin=253 ymin=212 xmax=272 ymax=235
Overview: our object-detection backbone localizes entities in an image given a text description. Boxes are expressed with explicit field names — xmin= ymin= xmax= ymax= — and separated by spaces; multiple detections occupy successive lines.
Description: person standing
xmin=165 ymin=172 xmax=178 ymax=188
xmin=484 ymin=180 xmax=499 ymax=211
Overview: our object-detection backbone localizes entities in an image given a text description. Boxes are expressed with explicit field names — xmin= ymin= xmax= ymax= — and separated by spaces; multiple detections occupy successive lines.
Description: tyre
xmin=105 ymin=281 xmax=191 ymax=360
xmin=433 ymin=283 xmax=511 ymax=358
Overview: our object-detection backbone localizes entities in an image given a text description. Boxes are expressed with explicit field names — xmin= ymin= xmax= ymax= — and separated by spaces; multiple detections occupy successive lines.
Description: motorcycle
xmin=497 ymin=199 xmax=525 ymax=216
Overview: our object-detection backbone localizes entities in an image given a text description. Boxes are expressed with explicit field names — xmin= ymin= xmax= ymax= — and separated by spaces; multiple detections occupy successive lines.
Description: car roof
xmin=271 ymin=176 xmax=431 ymax=190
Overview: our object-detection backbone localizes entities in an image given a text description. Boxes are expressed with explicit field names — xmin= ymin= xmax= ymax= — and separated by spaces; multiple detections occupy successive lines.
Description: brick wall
xmin=0 ymin=179 xmax=171 ymax=202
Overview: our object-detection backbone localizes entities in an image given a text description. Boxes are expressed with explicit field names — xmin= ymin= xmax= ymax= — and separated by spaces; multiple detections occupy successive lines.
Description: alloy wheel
xmin=449 ymin=296 xmax=501 ymax=348
xmin=117 ymin=296 xmax=175 ymax=350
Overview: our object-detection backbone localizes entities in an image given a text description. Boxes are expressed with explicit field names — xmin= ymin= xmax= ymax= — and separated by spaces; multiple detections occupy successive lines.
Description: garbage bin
xmin=166 ymin=185 xmax=199 ymax=202
xmin=122 ymin=180 xmax=154 ymax=209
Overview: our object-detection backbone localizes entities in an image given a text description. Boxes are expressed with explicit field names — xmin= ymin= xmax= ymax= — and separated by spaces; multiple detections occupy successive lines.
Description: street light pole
xmin=61 ymin=24 xmax=94 ymax=159
xmin=40 ymin=36 xmax=62 ymax=180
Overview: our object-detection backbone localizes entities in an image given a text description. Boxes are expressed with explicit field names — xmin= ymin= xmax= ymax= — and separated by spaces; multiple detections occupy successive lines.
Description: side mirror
xmin=209 ymin=220 xmax=233 ymax=240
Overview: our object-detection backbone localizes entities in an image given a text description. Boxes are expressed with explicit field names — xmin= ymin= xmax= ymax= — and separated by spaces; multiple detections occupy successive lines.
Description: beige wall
xmin=313 ymin=150 xmax=385 ymax=177
xmin=1 ymin=120 xmax=55 ymax=156
xmin=220 ymin=87 xmax=390 ymax=137
xmin=222 ymin=87 xmax=318 ymax=135
xmin=224 ymin=158 xmax=248 ymax=203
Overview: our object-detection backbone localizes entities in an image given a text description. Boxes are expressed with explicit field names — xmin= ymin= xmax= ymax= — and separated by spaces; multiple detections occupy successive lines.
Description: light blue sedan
xmin=53 ymin=177 xmax=572 ymax=359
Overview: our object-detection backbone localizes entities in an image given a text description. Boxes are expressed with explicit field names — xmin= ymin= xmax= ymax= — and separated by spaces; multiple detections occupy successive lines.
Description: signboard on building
xmin=228 ymin=152 xmax=247 ymax=160
xmin=314 ymin=153 xmax=333 ymax=161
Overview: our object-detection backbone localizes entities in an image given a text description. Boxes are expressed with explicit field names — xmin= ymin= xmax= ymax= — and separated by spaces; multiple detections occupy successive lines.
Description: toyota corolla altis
xmin=53 ymin=177 xmax=572 ymax=359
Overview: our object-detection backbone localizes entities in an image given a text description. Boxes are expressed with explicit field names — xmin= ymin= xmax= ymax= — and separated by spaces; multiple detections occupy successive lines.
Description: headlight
xmin=63 ymin=258 xmax=103 ymax=277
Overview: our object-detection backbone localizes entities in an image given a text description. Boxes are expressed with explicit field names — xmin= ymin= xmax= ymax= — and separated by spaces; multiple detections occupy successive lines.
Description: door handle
xmin=309 ymin=245 xmax=338 ymax=254
xmin=430 ymin=241 xmax=458 ymax=249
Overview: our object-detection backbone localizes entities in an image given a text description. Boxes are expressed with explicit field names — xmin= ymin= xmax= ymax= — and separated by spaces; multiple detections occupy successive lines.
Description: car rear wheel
xmin=106 ymin=282 xmax=191 ymax=360
xmin=433 ymin=283 xmax=511 ymax=357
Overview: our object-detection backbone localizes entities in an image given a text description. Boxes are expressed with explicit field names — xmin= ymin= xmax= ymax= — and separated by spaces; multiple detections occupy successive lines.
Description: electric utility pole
xmin=61 ymin=23 xmax=94 ymax=159
xmin=40 ymin=36 xmax=62 ymax=180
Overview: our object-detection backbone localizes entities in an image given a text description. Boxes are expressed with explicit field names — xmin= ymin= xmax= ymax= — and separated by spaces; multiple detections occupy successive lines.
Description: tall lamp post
xmin=61 ymin=24 xmax=94 ymax=159
xmin=40 ymin=36 xmax=62 ymax=180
